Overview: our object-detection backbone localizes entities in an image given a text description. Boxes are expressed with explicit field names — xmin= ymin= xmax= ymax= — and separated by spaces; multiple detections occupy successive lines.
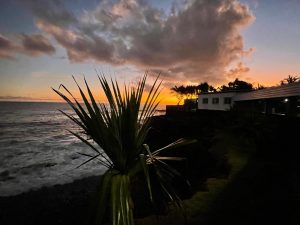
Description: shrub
xmin=53 ymin=74 xmax=195 ymax=225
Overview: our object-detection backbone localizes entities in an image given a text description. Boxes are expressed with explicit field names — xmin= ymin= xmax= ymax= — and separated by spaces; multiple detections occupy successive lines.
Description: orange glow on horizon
xmin=0 ymin=71 xmax=294 ymax=105
xmin=20 ymin=85 xmax=178 ymax=105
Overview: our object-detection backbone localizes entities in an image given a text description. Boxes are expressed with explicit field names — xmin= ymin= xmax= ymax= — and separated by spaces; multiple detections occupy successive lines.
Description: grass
xmin=136 ymin=129 xmax=257 ymax=225
xmin=184 ymin=131 xmax=256 ymax=223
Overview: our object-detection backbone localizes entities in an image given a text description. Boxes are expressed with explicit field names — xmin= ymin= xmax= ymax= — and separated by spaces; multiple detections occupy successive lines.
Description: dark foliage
xmin=280 ymin=75 xmax=300 ymax=85
xmin=219 ymin=78 xmax=253 ymax=92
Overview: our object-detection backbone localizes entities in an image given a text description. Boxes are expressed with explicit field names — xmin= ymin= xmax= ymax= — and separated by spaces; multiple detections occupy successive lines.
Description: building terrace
xmin=197 ymin=82 xmax=300 ymax=116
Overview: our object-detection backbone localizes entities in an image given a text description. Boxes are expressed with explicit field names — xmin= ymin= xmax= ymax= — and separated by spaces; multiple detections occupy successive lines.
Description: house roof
xmin=233 ymin=82 xmax=300 ymax=101
xmin=199 ymin=90 xmax=249 ymax=95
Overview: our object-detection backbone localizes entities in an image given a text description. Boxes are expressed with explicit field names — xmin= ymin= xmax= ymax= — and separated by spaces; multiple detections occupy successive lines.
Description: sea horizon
xmin=0 ymin=101 xmax=166 ymax=197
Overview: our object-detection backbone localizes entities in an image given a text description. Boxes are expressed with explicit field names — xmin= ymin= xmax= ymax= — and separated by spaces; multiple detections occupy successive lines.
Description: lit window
xmin=202 ymin=98 xmax=208 ymax=104
xmin=224 ymin=97 xmax=232 ymax=104
xmin=212 ymin=98 xmax=219 ymax=104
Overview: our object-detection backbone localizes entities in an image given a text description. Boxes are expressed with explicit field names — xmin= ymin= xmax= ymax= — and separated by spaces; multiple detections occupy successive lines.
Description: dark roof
xmin=233 ymin=82 xmax=300 ymax=101
xmin=199 ymin=90 xmax=250 ymax=95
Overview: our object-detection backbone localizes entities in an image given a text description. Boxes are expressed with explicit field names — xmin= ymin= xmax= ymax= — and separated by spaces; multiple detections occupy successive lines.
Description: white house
xmin=197 ymin=82 xmax=300 ymax=116
xmin=198 ymin=92 xmax=237 ymax=111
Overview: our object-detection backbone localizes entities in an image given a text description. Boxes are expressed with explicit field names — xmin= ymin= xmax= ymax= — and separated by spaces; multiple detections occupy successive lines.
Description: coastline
xmin=1 ymin=112 xmax=299 ymax=225
xmin=0 ymin=113 xmax=198 ymax=225
xmin=0 ymin=175 xmax=102 ymax=225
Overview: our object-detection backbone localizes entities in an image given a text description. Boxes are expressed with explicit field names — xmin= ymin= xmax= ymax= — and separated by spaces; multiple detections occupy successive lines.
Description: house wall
xmin=198 ymin=92 xmax=237 ymax=111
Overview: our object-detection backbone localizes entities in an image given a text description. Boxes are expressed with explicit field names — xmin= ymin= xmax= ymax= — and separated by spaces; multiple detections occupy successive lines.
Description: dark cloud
xmin=0 ymin=96 xmax=35 ymax=100
xmin=31 ymin=0 xmax=254 ymax=84
xmin=36 ymin=20 xmax=118 ymax=64
xmin=0 ymin=95 xmax=54 ymax=101
xmin=20 ymin=34 xmax=55 ymax=56
xmin=0 ymin=33 xmax=55 ymax=59
xmin=20 ymin=0 xmax=76 ymax=27
xmin=0 ymin=35 xmax=16 ymax=59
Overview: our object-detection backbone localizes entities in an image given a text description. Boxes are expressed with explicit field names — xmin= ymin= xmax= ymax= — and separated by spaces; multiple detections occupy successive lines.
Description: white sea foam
xmin=0 ymin=102 xmax=107 ymax=196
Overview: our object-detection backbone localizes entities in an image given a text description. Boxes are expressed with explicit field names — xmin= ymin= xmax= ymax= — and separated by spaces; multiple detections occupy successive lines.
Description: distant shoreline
xmin=0 ymin=101 xmax=67 ymax=103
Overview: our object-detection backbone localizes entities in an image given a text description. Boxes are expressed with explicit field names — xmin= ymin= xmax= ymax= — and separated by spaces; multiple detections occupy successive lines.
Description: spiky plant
xmin=53 ymin=74 xmax=195 ymax=225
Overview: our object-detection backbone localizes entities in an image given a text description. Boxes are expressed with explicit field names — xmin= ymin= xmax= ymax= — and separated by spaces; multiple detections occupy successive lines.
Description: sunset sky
xmin=0 ymin=0 xmax=300 ymax=104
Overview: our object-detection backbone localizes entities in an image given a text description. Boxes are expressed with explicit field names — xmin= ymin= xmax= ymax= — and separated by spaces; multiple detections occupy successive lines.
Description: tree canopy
xmin=280 ymin=75 xmax=299 ymax=85
xmin=171 ymin=82 xmax=216 ymax=104
xmin=171 ymin=79 xmax=255 ymax=104
xmin=219 ymin=78 xmax=253 ymax=92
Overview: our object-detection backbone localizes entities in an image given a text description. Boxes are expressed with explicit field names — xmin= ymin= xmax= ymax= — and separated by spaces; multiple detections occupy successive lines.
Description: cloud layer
xmin=0 ymin=35 xmax=16 ymax=59
xmin=0 ymin=33 xmax=55 ymax=59
xmin=22 ymin=0 xmax=255 ymax=84
xmin=226 ymin=62 xmax=251 ymax=79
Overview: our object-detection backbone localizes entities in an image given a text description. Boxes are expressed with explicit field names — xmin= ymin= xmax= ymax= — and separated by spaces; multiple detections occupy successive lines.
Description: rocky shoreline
xmin=0 ymin=175 xmax=102 ymax=225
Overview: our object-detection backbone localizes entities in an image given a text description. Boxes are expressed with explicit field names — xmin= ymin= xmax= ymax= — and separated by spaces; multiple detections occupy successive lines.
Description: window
xmin=224 ymin=97 xmax=232 ymax=104
xmin=212 ymin=98 xmax=219 ymax=104
xmin=202 ymin=98 xmax=208 ymax=104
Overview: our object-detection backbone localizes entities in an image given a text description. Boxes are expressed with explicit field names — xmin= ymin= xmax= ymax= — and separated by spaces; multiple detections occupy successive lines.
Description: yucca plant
xmin=53 ymin=74 xmax=196 ymax=225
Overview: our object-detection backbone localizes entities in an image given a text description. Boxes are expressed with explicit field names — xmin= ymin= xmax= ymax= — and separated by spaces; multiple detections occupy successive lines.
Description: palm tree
xmin=171 ymin=85 xmax=186 ymax=105
xmin=256 ymin=83 xmax=265 ymax=90
xmin=53 ymin=74 xmax=195 ymax=225
xmin=185 ymin=85 xmax=197 ymax=99
xmin=281 ymin=75 xmax=299 ymax=85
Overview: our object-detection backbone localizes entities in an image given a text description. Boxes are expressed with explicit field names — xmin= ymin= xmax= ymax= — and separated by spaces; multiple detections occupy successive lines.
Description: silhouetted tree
xmin=185 ymin=85 xmax=198 ymax=99
xmin=220 ymin=78 xmax=253 ymax=92
xmin=209 ymin=85 xmax=217 ymax=92
xmin=197 ymin=82 xmax=209 ymax=93
xmin=171 ymin=85 xmax=187 ymax=105
xmin=256 ymin=83 xmax=266 ymax=90
xmin=196 ymin=82 xmax=216 ymax=94
xmin=280 ymin=75 xmax=299 ymax=85
xmin=171 ymin=82 xmax=216 ymax=104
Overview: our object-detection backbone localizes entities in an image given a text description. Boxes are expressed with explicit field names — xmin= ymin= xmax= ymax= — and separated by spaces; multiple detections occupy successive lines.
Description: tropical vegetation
xmin=52 ymin=74 xmax=195 ymax=225
xmin=219 ymin=78 xmax=253 ymax=92
xmin=171 ymin=82 xmax=216 ymax=104
xmin=280 ymin=75 xmax=300 ymax=85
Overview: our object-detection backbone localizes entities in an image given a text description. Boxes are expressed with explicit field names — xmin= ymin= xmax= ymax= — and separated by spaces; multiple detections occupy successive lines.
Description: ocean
xmin=0 ymin=102 xmax=165 ymax=196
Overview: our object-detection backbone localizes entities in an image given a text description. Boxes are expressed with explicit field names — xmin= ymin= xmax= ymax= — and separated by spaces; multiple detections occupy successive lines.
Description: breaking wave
xmin=0 ymin=102 xmax=106 ymax=196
